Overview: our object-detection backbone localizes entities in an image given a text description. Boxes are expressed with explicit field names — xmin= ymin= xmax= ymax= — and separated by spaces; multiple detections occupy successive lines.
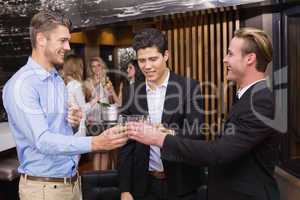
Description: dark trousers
xmin=135 ymin=175 xmax=198 ymax=200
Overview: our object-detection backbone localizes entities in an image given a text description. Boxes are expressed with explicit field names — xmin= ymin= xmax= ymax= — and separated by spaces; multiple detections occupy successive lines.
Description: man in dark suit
xmin=118 ymin=28 xmax=205 ymax=200
xmin=127 ymin=27 xmax=280 ymax=200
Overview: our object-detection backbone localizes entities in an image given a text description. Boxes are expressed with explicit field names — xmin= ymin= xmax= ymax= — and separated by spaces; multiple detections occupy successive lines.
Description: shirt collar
xmin=237 ymin=79 xmax=266 ymax=99
xmin=146 ymin=69 xmax=170 ymax=92
xmin=27 ymin=57 xmax=59 ymax=81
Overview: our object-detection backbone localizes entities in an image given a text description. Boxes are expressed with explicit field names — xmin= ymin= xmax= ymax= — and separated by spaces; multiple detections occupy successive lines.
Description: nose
xmin=144 ymin=60 xmax=152 ymax=70
xmin=223 ymin=55 xmax=228 ymax=63
xmin=64 ymin=41 xmax=71 ymax=51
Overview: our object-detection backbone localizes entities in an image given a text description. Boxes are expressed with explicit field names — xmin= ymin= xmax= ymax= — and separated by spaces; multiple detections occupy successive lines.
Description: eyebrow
xmin=143 ymin=56 xmax=158 ymax=59
xmin=59 ymin=37 xmax=70 ymax=40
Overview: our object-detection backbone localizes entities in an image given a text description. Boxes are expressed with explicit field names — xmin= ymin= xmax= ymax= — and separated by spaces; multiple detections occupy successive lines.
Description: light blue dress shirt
xmin=2 ymin=57 xmax=92 ymax=178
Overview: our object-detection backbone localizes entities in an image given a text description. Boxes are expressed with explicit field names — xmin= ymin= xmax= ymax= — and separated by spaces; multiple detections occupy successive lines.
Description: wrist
xmin=121 ymin=192 xmax=130 ymax=195
xmin=91 ymin=136 xmax=103 ymax=151
xmin=156 ymin=132 xmax=167 ymax=148
xmin=121 ymin=192 xmax=131 ymax=198
xmin=91 ymin=98 xmax=98 ymax=106
xmin=91 ymin=137 xmax=97 ymax=151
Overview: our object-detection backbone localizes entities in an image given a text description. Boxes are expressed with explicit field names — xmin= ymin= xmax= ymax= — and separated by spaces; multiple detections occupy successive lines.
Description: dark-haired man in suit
xmin=127 ymin=27 xmax=280 ymax=200
xmin=118 ymin=28 xmax=205 ymax=200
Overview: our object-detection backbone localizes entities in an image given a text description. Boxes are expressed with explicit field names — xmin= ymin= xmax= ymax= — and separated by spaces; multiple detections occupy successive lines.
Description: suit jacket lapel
xmin=161 ymin=72 xmax=177 ymax=125
xmin=226 ymin=100 xmax=241 ymax=121
xmin=226 ymin=80 xmax=267 ymax=121
xmin=137 ymin=72 xmax=179 ymax=124
xmin=135 ymin=82 xmax=148 ymax=115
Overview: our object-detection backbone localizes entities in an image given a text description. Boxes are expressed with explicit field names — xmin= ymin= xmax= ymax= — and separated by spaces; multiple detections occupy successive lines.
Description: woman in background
xmin=126 ymin=59 xmax=144 ymax=84
xmin=118 ymin=59 xmax=145 ymax=106
xmin=63 ymin=55 xmax=99 ymax=135
xmin=86 ymin=57 xmax=120 ymax=123
xmin=85 ymin=57 xmax=120 ymax=170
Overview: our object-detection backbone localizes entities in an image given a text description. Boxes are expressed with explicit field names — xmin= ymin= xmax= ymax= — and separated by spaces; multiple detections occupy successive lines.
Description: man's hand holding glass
xmin=126 ymin=121 xmax=173 ymax=147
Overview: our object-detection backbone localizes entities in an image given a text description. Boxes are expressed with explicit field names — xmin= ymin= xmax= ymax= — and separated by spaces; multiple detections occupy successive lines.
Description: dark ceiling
xmin=0 ymin=0 xmax=264 ymax=77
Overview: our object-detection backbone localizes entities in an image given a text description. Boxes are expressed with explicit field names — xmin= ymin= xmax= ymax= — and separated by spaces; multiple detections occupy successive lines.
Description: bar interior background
xmin=1 ymin=0 xmax=300 ymax=200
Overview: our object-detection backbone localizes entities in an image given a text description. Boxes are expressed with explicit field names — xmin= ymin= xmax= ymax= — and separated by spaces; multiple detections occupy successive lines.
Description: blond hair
xmin=82 ymin=79 xmax=94 ymax=102
xmin=63 ymin=55 xmax=84 ymax=83
xmin=88 ymin=57 xmax=108 ymax=85
xmin=234 ymin=27 xmax=273 ymax=72
xmin=30 ymin=10 xmax=72 ymax=48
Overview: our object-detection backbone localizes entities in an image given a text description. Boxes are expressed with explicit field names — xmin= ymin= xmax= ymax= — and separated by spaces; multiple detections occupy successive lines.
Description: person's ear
xmin=36 ymin=32 xmax=47 ymax=48
xmin=246 ymin=52 xmax=256 ymax=66
xmin=163 ymin=50 xmax=169 ymax=62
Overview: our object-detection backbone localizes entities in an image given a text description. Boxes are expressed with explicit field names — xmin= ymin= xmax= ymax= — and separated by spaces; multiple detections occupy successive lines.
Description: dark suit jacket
xmin=118 ymin=72 xmax=205 ymax=198
xmin=161 ymin=80 xmax=280 ymax=200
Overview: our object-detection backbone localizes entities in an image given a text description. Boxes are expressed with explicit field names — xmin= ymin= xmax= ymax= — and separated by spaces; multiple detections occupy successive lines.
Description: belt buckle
xmin=64 ymin=175 xmax=77 ymax=184
xmin=22 ymin=173 xmax=77 ymax=184
xmin=64 ymin=177 xmax=70 ymax=184
xmin=149 ymin=171 xmax=166 ymax=180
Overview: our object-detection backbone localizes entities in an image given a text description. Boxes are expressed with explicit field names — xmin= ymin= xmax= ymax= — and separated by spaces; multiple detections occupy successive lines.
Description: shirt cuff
xmin=75 ymin=136 xmax=92 ymax=153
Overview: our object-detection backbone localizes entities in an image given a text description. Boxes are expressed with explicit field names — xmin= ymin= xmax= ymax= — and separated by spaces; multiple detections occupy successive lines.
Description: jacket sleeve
xmin=117 ymin=84 xmax=135 ymax=192
xmin=181 ymin=79 xmax=205 ymax=140
xmin=161 ymin=90 xmax=276 ymax=166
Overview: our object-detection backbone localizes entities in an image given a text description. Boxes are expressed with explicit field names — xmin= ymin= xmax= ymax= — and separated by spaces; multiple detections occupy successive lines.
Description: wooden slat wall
xmin=159 ymin=7 xmax=239 ymax=139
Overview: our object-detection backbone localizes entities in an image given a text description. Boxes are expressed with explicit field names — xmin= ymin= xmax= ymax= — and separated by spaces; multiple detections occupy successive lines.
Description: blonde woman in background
xmin=63 ymin=55 xmax=100 ymax=135
xmin=85 ymin=57 xmax=121 ymax=170
xmin=86 ymin=57 xmax=120 ymax=123
xmin=86 ymin=57 xmax=109 ymax=103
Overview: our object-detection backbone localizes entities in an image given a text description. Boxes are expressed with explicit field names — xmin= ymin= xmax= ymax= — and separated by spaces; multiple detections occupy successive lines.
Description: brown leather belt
xmin=21 ymin=174 xmax=78 ymax=183
xmin=148 ymin=171 xmax=166 ymax=180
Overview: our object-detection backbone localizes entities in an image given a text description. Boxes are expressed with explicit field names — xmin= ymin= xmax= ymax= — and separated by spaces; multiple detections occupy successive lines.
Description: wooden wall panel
xmin=209 ymin=9 xmax=216 ymax=137
xmin=191 ymin=12 xmax=198 ymax=80
xmin=216 ymin=9 xmax=222 ymax=135
xmin=222 ymin=8 xmax=229 ymax=121
xmin=203 ymin=11 xmax=210 ymax=137
xmin=185 ymin=14 xmax=191 ymax=78
xmin=161 ymin=7 xmax=239 ymax=139
xmin=197 ymin=13 xmax=204 ymax=82
xmin=172 ymin=15 xmax=180 ymax=74
xmin=179 ymin=14 xmax=185 ymax=75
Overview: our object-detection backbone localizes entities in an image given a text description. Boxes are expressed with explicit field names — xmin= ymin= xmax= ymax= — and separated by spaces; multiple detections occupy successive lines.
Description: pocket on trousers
xmin=43 ymin=183 xmax=73 ymax=200
xmin=19 ymin=178 xmax=46 ymax=200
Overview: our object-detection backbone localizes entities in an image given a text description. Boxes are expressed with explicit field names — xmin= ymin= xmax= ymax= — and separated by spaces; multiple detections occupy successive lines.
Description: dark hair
xmin=30 ymin=10 xmax=72 ymax=48
xmin=126 ymin=59 xmax=144 ymax=81
xmin=132 ymin=28 xmax=167 ymax=54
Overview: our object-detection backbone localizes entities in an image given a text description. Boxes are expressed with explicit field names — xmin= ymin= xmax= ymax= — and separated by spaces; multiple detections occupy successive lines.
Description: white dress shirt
xmin=146 ymin=70 xmax=170 ymax=172
xmin=237 ymin=79 xmax=266 ymax=99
